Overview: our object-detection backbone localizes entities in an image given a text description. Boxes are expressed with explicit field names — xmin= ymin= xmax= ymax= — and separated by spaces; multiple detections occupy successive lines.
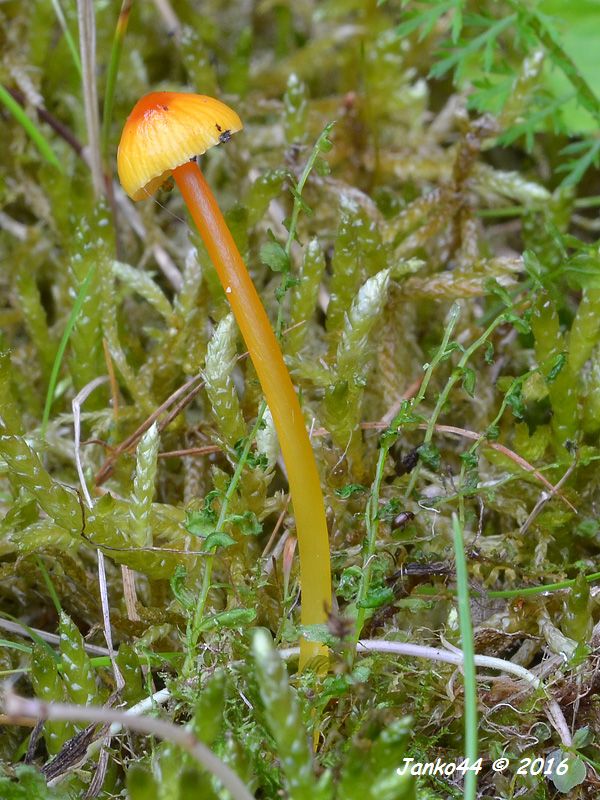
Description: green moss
xmin=4 ymin=1 xmax=600 ymax=796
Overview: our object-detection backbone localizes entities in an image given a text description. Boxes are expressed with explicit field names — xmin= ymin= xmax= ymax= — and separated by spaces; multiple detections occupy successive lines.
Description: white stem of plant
xmin=4 ymin=637 xmax=571 ymax=793
xmin=3 ymin=691 xmax=254 ymax=800
xmin=72 ymin=376 xmax=124 ymax=691
xmin=281 ymin=640 xmax=572 ymax=746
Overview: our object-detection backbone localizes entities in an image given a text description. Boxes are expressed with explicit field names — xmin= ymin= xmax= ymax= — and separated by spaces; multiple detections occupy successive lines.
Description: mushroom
xmin=118 ymin=92 xmax=331 ymax=665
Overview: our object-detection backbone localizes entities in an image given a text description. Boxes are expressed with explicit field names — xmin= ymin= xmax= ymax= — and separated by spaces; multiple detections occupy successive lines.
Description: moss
xmin=3 ymin=1 xmax=600 ymax=796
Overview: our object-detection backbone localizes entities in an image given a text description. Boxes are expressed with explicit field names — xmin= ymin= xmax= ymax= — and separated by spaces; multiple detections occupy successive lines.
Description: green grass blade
xmin=0 ymin=84 xmax=62 ymax=171
xmin=41 ymin=264 xmax=96 ymax=439
xmin=452 ymin=513 xmax=478 ymax=800
xmin=487 ymin=570 xmax=600 ymax=599
xmin=50 ymin=0 xmax=83 ymax=78
xmin=101 ymin=0 xmax=134 ymax=166
xmin=0 ymin=639 xmax=32 ymax=655
xmin=36 ymin=556 xmax=63 ymax=615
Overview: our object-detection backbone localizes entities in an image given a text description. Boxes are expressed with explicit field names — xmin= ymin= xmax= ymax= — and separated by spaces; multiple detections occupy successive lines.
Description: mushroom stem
xmin=173 ymin=160 xmax=331 ymax=665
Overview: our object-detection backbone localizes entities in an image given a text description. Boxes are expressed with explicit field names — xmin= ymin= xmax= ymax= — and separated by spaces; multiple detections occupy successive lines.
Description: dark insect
xmin=392 ymin=511 xmax=415 ymax=530
xmin=388 ymin=561 xmax=454 ymax=583
xmin=394 ymin=447 xmax=419 ymax=476
xmin=219 ymin=129 xmax=232 ymax=144
xmin=215 ymin=123 xmax=222 ymax=132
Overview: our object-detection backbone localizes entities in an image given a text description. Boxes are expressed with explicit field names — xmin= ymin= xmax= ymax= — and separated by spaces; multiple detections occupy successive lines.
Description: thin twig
xmin=280 ymin=640 xmax=571 ymax=747
xmin=520 ymin=458 xmax=578 ymax=535
xmin=102 ymin=338 xmax=120 ymax=422
xmin=95 ymin=553 xmax=124 ymax=692
xmin=359 ymin=420 xmax=575 ymax=511
xmin=151 ymin=0 xmax=181 ymax=41
xmin=94 ymin=373 xmax=204 ymax=485
xmin=261 ymin=495 xmax=291 ymax=559
xmin=72 ymin=378 xmax=124 ymax=691
xmin=77 ymin=0 xmax=103 ymax=196
xmin=94 ymin=320 xmax=306 ymax=484
xmin=73 ymin=377 xmax=108 ymax=508
xmin=0 ymin=618 xmax=109 ymax=657
xmin=121 ymin=565 xmax=140 ymax=621
xmin=157 ymin=445 xmax=221 ymax=459
xmin=3 ymin=692 xmax=254 ymax=800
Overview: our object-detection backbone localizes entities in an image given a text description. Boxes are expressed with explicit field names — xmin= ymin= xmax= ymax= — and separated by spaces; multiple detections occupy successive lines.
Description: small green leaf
xmin=390 ymin=400 xmax=425 ymax=428
xmin=572 ymin=726 xmax=592 ymax=749
xmin=275 ymin=274 xmax=300 ymax=302
xmin=170 ymin=565 xmax=196 ymax=611
xmin=190 ymin=671 xmax=227 ymax=744
xmin=485 ymin=424 xmax=500 ymax=440
xmin=201 ymin=608 xmax=257 ymax=630
xmin=203 ymin=531 xmax=236 ymax=551
xmin=338 ymin=566 xmax=362 ymax=600
xmin=417 ymin=442 xmax=441 ymax=470
xmin=460 ymin=451 xmax=478 ymax=470
xmin=314 ymin=156 xmax=331 ymax=176
xmin=185 ymin=502 xmax=218 ymax=538
xmin=31 ymin=644 xmax=72 ymax=755
xmin=335 ymin=483 xmax=367 ymax=499
xmin=260 ymin=240 xmax=290 ymax=273
xmin=59 ymin=612 xmax=98 ymax=705
xmin=461 ymin=366 xmax=476 ymax=397
xmin=226 ymin=511 xmax=262 ymax=536
xmin=546 ymin=352 xmax=567 ymax=382
xmin=547 ymin=750 xmax=586 ymax=793
xmin=484 ymin=277 xmax=513 ymax=307
xmin=357 ymin=586 xmax=394 ymax=609
xmin=377 ymin=498 xmax=402 ymax=521
xmin=523 ymin=250 xmax=545 ymax=289
xmin=379 ymin=428 xmax=399 ymax=449
xmin=116 ymin=643 xmax=143 ymax=704
xmin=505 ymin=383 xmax=525 ymax=420
xmin=317 ymin=124 xmax=335 ymax=152
xmin=503 ymin=310 xmax=531 ymax=335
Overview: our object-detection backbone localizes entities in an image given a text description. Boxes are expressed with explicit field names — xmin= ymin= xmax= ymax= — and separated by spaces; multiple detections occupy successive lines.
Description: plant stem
xmin=41 ymin=264 xmax=96 ymax=439
xmin=101 ymin=0 xmax=134 ymax=169
xmin=173 ymin=161 xmax=331 ymax=667
xmin=275 ymin=122 xmax=335 ymax=336
xmin=77 ymin=0 xmax=103 ymax=197
xmin=184 ymin=406 xmax=267 ymax=676
xmin=354 ymin=445 xmax=387 ymax=642
xmin=452 ymin=514 xmax=478 ymax=800
xmin=50 ymin=0 xmax=82 ymax=77
xmin=354 ymin=304 xmax=461 ymax=639
xmin=406 ymin=311 xmax=505 ymax=497
xmin=487 ymin=571 xmax=600 ymax=599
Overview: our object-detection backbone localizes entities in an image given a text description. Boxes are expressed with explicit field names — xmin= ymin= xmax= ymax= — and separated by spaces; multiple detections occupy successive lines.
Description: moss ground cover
xmin=2 ymin=1 xmax=600 ymax=797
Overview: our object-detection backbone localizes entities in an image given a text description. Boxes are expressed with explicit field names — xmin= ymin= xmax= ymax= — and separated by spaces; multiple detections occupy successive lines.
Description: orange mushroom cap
xmin=117 ymin=91 xmax=243 ymax=201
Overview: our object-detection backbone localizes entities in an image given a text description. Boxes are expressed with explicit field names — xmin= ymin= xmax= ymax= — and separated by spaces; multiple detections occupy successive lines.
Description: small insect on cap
xmin=117 ymin=91 xmax=243 ymax=201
